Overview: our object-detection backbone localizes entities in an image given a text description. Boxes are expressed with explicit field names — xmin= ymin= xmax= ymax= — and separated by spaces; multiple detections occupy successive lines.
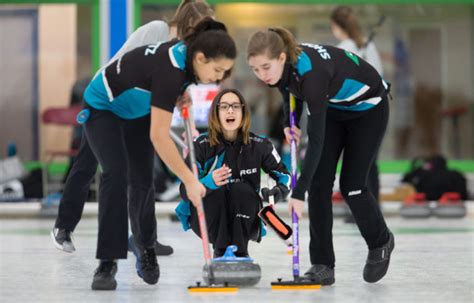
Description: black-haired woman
xmin=51 ymin=0 xmax=214 ymax=259
xmin=83 ymin=18 xmax=236 ymax=290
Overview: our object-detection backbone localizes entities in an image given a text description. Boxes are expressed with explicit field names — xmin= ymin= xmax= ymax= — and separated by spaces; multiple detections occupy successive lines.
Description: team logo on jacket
xmin=301 ymin=43 xmax=331 ymax=60
xmin=229 ymin=178 xmax=242 ymax=183
xmin=250 ymin=136 xmax=264 ymax=143
xmin=240 ymin=168 xmax=258 ymax=176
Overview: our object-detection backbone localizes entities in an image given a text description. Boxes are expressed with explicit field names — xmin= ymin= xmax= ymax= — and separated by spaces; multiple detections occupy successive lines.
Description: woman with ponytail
xmin=247 ymin=27 xmax=393 ymax=286
xmin=330 ymin=6 xmax=383 ymax=75
xmin=75 ymin=17 xmax=235 ymax=290
xmin=52 ymin=1 xmax=214 ymax=261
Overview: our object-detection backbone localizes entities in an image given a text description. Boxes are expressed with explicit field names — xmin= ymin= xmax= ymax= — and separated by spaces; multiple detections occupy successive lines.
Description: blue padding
xmin=260 ymin=220 xmax=267 ymax=237
xmin=271 ymin=170 xmax=290 ymax=188
xmin=200 ymin=173 xmax=218 ymax=190
xmin=296 ymin=51 xmax=312 ymax=76
xmin=175 ymin=200 xmax=191 ymax=231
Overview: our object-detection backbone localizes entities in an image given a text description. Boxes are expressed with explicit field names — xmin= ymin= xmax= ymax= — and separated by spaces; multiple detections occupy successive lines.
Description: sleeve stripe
xmin=271 ymin=145 xmax=281 ymax=163
xmin=168 ymin=46 xmax=179 ymax=69
xmin=101 ymin=70 xmax=114 ymax=101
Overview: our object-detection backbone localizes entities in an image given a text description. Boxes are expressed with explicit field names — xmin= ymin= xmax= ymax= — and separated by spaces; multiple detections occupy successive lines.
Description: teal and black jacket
xmin=175 ymin=132 xmax=291 ymax=230
xmin=275 ymin=43 xmax=390 ymax=201
xmin=84 ymin=39 xmax=192 ymax=119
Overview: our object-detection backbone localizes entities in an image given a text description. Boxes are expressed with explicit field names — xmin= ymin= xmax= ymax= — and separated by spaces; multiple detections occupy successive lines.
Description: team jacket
xmin=180 ymin=132 xmax=291 ymax=202
xmin=96 ymin=20 xmax=170 ymax=76
xmin=275 ymin=44 xmax=390 ymax=201
xmin=84 ymin=39 xmax=193 ymax=119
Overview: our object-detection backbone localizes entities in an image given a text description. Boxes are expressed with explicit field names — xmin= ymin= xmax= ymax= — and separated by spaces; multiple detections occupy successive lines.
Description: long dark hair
xmin=183 ymin=17 xmax=237 ymax=80
xmin=208 ymin=88 xmax=251 ymax=146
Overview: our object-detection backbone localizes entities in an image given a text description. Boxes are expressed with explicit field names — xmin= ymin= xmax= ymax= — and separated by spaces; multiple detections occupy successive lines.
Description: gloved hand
xmin=261 ymin=186 xmax=283 ymax=203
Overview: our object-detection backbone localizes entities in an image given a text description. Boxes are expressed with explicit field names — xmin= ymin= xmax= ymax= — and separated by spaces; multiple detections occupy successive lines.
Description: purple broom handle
xmin=289 ymin=94 xmax=300 ymax=279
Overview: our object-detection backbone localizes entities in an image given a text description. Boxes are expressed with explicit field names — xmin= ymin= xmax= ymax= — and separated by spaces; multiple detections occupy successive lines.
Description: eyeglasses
xmin=217 ymin=102 xmax=244 ymax=111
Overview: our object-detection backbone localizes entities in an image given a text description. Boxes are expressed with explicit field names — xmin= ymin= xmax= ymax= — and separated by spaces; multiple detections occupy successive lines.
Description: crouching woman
xmin=176 ymin=88 xmax=290 ymax=257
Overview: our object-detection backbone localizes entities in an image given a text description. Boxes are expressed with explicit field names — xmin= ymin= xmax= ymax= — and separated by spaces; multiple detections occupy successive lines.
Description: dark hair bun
xmin=193 ymin=17 xmax=227 ymax=34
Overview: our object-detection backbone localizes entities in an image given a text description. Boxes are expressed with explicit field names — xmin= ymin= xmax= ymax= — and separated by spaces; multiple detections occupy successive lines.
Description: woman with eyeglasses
xmin=177 ymin=88 xmax=291 ymax=258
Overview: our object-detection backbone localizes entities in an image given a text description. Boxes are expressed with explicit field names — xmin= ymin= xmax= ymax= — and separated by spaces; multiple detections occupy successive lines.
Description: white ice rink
xmin=0 ymin=208 xmax=473 ymax=303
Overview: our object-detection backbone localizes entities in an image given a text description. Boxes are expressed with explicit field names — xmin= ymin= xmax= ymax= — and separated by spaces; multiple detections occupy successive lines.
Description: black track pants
xmin=189 ymin=182 xmax=261 ymax=255
xmin=84 ymin=109 xmax=155 ymax=260
xmin=308 ymin=98 xmax=390 ymax=267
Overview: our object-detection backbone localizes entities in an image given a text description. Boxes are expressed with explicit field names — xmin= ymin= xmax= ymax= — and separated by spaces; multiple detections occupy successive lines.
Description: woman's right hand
xmin=212 ymin=164 xmax=232 ymax=186
xmin=176 ymin=91 xmax=192 ymax=111
xmin=184 ymin=178 xmax=207 ymax=209
xmin=284 ymin=125 xmax=302 ymax=146
xmin=288 ymin=197 xmax=305 ymax=218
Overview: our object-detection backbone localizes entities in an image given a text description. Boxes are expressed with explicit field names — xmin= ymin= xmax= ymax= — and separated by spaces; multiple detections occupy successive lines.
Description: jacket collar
xmin=269 ymin=62 xmax=293 ymax=91
xmin=219 ymin=133 xmax=244 ymax=147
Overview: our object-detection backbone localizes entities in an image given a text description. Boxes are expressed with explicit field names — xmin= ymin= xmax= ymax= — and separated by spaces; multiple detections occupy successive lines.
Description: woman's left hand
xmin=288 ymin=197 xmax=305 ymax=218
xmin=284 ymin=125 xmax=302 ymax=146
xmin=212 ymin=164 xmax=232 ymax=186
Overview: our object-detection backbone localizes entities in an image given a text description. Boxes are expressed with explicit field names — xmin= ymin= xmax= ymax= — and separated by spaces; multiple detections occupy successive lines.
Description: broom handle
xmin=182 ymin=106 xmax=214 ymax=275
xmin=289 ymin=94 xmax=300 ymax=279
xmin=169 ymin=129 xmax=188 ymax=151
xmin=268 ymin=179 xmax=275 ymax=207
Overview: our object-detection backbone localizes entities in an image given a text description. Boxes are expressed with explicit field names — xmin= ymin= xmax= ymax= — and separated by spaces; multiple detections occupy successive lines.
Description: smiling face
xmin=193 ymin=52 xmax=234 ymax=84
xmin=217 ymin=92 xmax=243 ymax=133
xmin=248 ymin=51 xmax=286 ymax=85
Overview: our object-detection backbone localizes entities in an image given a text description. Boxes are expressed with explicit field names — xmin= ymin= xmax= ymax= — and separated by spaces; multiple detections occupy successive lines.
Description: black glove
xmin=261 ymin=186 xmax=283 ymax=203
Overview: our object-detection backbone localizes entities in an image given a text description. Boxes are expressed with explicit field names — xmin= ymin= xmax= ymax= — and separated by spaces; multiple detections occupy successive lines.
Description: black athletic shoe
xmin=155 ymin=241 xmax=173 ymax=256
xmin=128 ymin=236 xmax=173 ymax=256
xmin=136 ymin=248 xmax=160 ymax=285
xmin=304 ymin=264 xmax=335 ymax=285
xmin=363 ymin=231 xmax=395 ymax=283
xmin=91 ymin=261 xmax=117 ymax=290
xmin=51 ymin=228 xmax=75 ymax=253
